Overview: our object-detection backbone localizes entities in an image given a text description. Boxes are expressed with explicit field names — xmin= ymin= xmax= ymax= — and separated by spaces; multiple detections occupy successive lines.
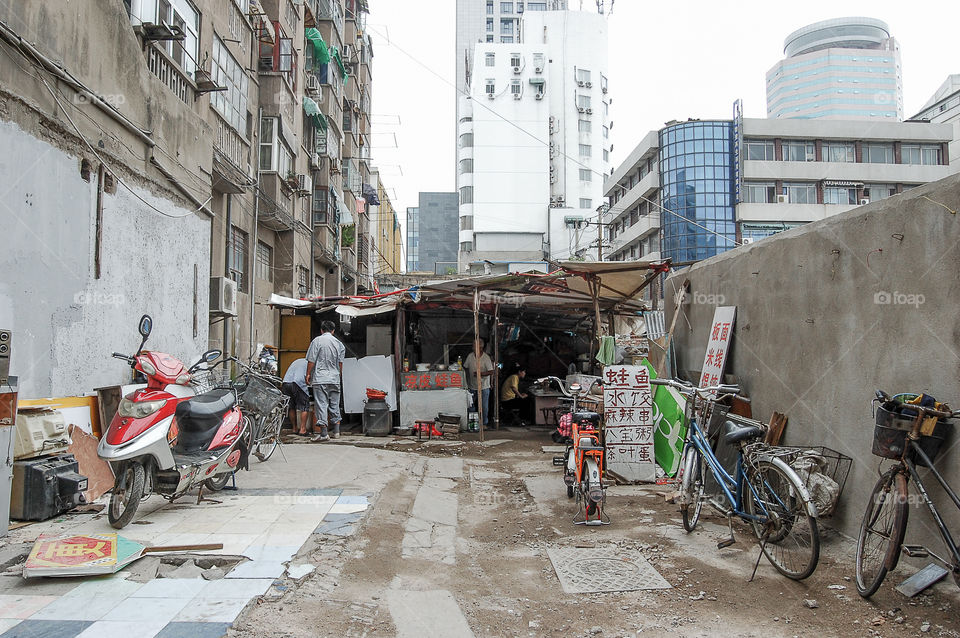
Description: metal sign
xmin=699 ymin=306 xmax=736 ymax=399
xmin=732 ymin=99 xmax=743 ymax=204
xmin=603 ymin=365 xmax=656 ymax=482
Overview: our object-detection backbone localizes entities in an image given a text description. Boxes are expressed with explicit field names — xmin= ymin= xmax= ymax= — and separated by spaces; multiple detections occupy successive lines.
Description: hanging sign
xmin=699 ymin=306 xmax=737 ymax=398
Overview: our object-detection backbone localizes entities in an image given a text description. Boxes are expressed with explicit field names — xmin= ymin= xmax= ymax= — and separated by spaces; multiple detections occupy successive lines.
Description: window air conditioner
xmin=585 ymin=108 xmax=592 ymax=114
xmin=513 ymin=93 xmax=521 ymax=100
xmin=577 ymin=80 xmax=584 ymax=87
xmin=310 ymin=153 xmax=322 ymax=170
xmin=602 ymin=86 xmax=607 ymax=94
xmin=776 ymin=194 xmax=788 ymax=203
xmin=741 ymin=237 xmax=754 ymax=245
xmin=210 ymin=277 xmax=238 ymax=316
xmin=550 ymin=175 xmax=557 ymax=184
xmin=513 ymin=66 xmax=521 ymax=74
xmin=585 ymin=82 xmax=592 ymax=88
xmin=487 ymin=92 xmax=495 ymax=99
xmin=535 ymin=93 xmax=543 ymax=100
xmin=306 ymin=75 xmax=321 ymax=95
xmin=859 ymin=198 xmax=870 ymax=205
xmin=535 ymin=66 xmax=543 ymax=73
xmin=577 ymin=107 xmax=585 ymax=113
xmin=805 ymin=152 xmax=815 ymax=161
xmin=297 ymin=173 xmax=312 ymax=194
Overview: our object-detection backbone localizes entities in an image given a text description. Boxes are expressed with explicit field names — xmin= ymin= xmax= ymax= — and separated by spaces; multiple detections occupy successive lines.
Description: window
xmin=485 ymin=79 xmax=495 ymax=94
xmin=148 ymin=0 xmax=199 ymax=75
xmin=460 ymin=241 xmax=473 ymax=252
xmin=459 ymin=132 xmax=473 ymax=148
xmin=579 ymin=198 xmax=592 ymax=209
xmin=460 ymin=216 xmax=474 ymax=231
xmin=602 ymin=125 xmax=609 ymax=139
xmin=579 ymin=144 xmax=592 ymax=157
xmin=459 ymin=186 xmax=473 ymax=204
xmin=576 ymin=68 xmax=591 ymax=84
xmin=296 ymin=266 xmax=309 ymax=296
xmin=578 ymin=119 xmax=591 ymax=132
xmin=823 ymin=142 xmax=854 ymax=163
xmin=255 ymin=241 xmax=272 ymax=282
xmin=285 ymin=0 xmax=298 ymax=27
xmin=527 ymin=2 xmax=546 ymax=9
xmin=510 ymin=53 xmax=521 ymax=67
xmin=500 ymin=35 xmax=513 ymax=43
xmin=533 ymin=52 xmax=544 ymax=71
xmin=486 ymin=0 xmax=493 ymax=14
xmin=259 ymin=117 xmax=274 ymax=171
xmin=579 ymin=169 xmax=592 ymax=182
xmin=602 ymin=148 xmax=609 ymax=162
xmin=486 ymin=35 xmax=493 ymax=42
xmin=784 ymin=182 xmax=816 ymax=204
xmin=459 ymin=158 xmax=474 ymax=174
xmin=745 ymin=140 xmax=774 ymax=161
xmin=312 ymin=184 xmax=328 ymax=224
xmin=600 ymin=74 xmax=608 ymax=93
xmin=902 ymin=144 xmax=941 ymax=165
xmin=501 ymin=19 xmax=513 ymax=34
xmin=211 ymin=37 xmax=249 ymax=136
xmin=313 ymin=274 xmax=324 ymax=297
xmin=823 ymin=187 xmax=857 ymax=205
xmin=782 ymin=141 xmax=815 ymax=162
xmin=229 ymin=227 xmax=248 ymax=293
xmin=486 ymin=18 xmax=493 ymax=32
xmin=260 ymin=22 xmax=297 ymax=89
xmin=258 ymin=117 xmax=293 ymax=175
xmin=577 ymin=94 xmax=591 ymax=109
xmin=743 ymin=182 xmax=776 ymax=203
xmin=485 ymin=53 xmax=495 ymax=68
xmin=863 ymin=143 xmax=894 ymax=164
xmin=501 ymin=2 xmax=513 ymax=12
xmin=517 ymin=2 xmax=524 ymax=12
xmin=510 ymin=80 xmax=521 ymax=95
xmin=864 ymin=183 xmax=896 ymax=201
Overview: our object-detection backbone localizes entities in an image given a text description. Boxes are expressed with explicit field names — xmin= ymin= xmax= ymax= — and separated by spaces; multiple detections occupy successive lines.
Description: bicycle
xmin=653 ymin=378 xmax=821 ymax=580
xmin=855 ymin=390 xmax=960 ymax=598
xmin=229 ymin=357 xmax=288 ymax=463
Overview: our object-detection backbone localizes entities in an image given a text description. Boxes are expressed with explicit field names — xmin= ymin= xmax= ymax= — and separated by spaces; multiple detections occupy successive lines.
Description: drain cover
xmin=547 ymin=546 xmax=671 ymax=594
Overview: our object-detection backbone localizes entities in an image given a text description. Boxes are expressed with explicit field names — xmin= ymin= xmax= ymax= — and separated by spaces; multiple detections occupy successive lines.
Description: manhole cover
xmin=547 ymin=546 xmax=671 ymax=593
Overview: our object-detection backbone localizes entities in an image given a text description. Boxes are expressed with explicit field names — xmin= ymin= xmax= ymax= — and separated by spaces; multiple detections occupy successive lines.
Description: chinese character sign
xmin=400 ymin=372 xmax=463 ymax=391
xmin=699 ymin=306 xmax=736 ymax=399
xmin=603 ymin=365 xmax=656 ymax=482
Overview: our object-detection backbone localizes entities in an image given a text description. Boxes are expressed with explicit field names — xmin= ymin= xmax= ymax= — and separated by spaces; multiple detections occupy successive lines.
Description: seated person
xmin=500 ymin=364 xmax=530 ymax=425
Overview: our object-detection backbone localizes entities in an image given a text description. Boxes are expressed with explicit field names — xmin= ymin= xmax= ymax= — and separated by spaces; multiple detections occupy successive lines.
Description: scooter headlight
xmin=137 ymin=357 xmax=157 ymax=376
xmin=118 ymin=398 xmax=167 ymax=419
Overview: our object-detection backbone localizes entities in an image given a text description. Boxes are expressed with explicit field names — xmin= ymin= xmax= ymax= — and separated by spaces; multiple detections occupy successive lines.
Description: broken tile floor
xmin=0 ymin=443 xmax=404 ymax=638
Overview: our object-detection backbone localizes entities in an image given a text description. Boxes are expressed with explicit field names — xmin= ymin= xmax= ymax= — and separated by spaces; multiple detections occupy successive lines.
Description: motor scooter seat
xmin=174 ymin=390 xmax=236 ymax=452
xmin=723 ymin=420 xmax=764 ymax=445
xmin=578 ymin=443 xmax=604 ymax=452
xmin=572 ymin=411 xmax=602 ymax=427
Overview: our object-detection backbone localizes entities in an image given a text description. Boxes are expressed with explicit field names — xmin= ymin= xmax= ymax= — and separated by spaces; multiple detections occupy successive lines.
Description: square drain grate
xmin=547 ymin=546 xmax=672 ymax=594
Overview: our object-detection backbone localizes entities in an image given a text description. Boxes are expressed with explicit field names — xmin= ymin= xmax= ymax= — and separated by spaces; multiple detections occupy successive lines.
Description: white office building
xmin=766 ymin=17 xmax=903 ymax=121
xmin=910 ymin=75 xmax=960 ymax=170
xmin=457 ymin=9 xmax=609 ymax=270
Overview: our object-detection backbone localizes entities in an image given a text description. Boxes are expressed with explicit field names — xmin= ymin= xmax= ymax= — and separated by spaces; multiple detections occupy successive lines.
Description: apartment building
xmin=369 ymin=167 xmax=404 ymax=277
xmin=604 ymin=117 xmax=954 ymax=265
xmin=457 ymin=9 xmax=610 ymax=269
xmin=910 ymin=74 xmax=960 ymax=171
xmin=0 ymin=0 xmax=379 ymax=397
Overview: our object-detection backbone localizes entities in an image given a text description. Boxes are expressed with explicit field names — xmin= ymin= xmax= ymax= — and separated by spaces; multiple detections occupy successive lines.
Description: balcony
xmin=146 ymin=45 xmax=194 ymax=103
xmin=257 ymin=188 xmax=296 ymax=232
xmin=214 ymin=114 xmax=249 ymax=172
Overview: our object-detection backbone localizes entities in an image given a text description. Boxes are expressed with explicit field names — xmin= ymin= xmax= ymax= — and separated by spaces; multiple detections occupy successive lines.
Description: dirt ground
xmin=229 ymin=430 xmax=959 ymax=638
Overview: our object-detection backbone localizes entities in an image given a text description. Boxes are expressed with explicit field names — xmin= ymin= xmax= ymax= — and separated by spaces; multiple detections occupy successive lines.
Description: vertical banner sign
xmin=603 ymin=365 xmax=656 ymax=483
xmin=699 ymin=306 xmax=737 ymax=399
xmin=732 ymin=99 xmax=743 ymax=204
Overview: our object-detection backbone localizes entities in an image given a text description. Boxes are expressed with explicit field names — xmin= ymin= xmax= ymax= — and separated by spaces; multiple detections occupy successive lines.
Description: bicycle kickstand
xmin=749 ymin=533 xmax=770 ymax=582
xmin=717 ymin=515 xmax=737 ymax=549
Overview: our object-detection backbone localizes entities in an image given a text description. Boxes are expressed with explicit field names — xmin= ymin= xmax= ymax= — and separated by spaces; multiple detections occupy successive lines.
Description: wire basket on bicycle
xmin=240 ymin=374 xmax=286 ymax=417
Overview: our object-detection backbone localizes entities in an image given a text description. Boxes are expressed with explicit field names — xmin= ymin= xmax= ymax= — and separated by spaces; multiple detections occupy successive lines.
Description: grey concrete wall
xmin=0 ymin=119 xmax=209 ymax=398
xmin=665 ymin=173 xmax=960 ymax=546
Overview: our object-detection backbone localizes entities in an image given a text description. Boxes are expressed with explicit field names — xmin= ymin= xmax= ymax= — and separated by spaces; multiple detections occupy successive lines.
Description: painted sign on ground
xmin=699 ymin=306 xmax=736 ymax=398
xmin=603 ymin=365 xmax=656 ymax=483
xmin=24 ymin=533 xmax=144 ymax=577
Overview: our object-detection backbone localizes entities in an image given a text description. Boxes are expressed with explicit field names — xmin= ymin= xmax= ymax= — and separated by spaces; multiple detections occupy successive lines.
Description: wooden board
xmin=66 ymin=424 xmax=115 ymax=502
xmin=764 ymin=412 xmax=787 ymax=446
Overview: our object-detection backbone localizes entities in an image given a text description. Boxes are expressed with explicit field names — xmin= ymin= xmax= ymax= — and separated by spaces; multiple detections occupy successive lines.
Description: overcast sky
xmin=367 ymin=1 xmax=960 ymax=257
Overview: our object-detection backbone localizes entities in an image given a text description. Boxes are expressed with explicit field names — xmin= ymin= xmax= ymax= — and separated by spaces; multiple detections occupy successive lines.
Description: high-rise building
xmin=406 ymin=206 xmax=420 ymax=272
xmin=604 ymin=117 xmax=953 ymax=268
xmin=457 ymin=9 xmax=609 ymax=269
xmin=766 ymin=17 xmax=903 ymax=121
xmin=411 ymin=192 xmax=460 ymax=274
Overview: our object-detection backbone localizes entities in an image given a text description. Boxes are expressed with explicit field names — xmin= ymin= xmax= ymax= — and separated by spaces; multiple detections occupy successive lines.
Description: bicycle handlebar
xmin=875 ymin=390 xmax=958 ymax=419
xmin=651 ymin=378 xmax=748 ymax=402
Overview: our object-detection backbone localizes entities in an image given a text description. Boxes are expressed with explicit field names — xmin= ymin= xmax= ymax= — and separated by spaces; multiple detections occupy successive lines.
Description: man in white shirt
xmin=463 ymin=338 xmax=494 ymax=426
xmin=305 ymin=320 xmax=346 ymax=441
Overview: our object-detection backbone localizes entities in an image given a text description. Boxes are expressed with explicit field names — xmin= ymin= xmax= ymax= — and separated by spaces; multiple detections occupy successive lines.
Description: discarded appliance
xmin=10 ymin=454 xmax=88 ymax=521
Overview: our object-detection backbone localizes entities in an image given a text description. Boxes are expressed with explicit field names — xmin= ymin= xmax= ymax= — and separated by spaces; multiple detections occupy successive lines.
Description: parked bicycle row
xmin=546 ymin=374 xmax=960 ymax=595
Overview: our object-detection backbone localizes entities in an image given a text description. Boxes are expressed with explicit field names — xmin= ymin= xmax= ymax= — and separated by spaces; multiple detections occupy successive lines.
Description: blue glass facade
xmin=658 ymin=121 xmax=737 ymax=263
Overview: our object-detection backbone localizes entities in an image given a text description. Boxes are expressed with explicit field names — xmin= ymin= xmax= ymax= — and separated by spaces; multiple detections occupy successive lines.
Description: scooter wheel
xmin=567 ymin=484 xmax=574 ymax=499
xmin=108 ymin=464 xmax=145 ymax=529
xmin=204 ymin=473 xmax=232 ymax=492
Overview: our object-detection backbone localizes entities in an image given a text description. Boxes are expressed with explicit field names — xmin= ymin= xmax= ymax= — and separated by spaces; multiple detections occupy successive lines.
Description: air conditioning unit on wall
xmin=776 ymin=194 xmax=788 ymax=203
xmin=210 ymin=277 xmax=238 ymax=316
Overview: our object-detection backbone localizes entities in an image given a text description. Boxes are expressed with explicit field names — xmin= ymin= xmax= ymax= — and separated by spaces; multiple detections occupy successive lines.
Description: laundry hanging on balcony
xmin=302 ymin=96 xmax=328 ymax=131
xmin=362 ymin=183 xmax=380 ymax=205
xmin=304 ymin=28 xmax=330 ymax=65
xmin=331 ymin=47 xmax=349 ymax=83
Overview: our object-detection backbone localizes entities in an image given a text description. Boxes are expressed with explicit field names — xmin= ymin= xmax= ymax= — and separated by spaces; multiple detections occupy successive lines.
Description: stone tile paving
xmin=0 ymin=490 xmax=371 ymax=638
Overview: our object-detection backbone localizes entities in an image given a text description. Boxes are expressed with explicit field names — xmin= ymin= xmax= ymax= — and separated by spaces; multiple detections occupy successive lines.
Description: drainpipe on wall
xmin=224 ymin=193 xmax=233 ymax=368
xmin=249 ymin=107 xmax=262 ymax=361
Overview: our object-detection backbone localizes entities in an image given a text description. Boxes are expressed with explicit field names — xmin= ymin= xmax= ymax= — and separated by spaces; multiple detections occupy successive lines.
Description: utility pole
xmin=596 ymin=203 xmax=609 ymax=261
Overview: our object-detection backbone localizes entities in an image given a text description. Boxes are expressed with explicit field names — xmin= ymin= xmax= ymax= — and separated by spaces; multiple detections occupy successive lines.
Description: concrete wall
xmin=0 ymin=119 xmax=209 ymax=398
xmin=665 ymin=173 xmax=960 ymax=546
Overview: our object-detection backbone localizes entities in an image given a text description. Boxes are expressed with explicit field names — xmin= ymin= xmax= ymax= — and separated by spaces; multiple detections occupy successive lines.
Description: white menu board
xmin=603 ymin=365 xmax=656 ymax=483
xmin=699 ymin=306 xmax=736 ymax=398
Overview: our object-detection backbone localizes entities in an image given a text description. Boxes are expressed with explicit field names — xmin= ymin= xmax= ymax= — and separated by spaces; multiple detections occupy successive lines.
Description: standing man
xmin=463 ymin=338 xmax=494 ymax=427
xmin=305 ymin=320 xmax=346 ymax=442
xmin=281 ymin=357 xmax=312 ymax=435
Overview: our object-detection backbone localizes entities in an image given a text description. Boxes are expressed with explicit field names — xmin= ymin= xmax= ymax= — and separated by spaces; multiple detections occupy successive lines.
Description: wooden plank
xmin=765 ymin=412 xmax=787 ymax=445
xmin=656 ymin=284 xmax=686 ymax=376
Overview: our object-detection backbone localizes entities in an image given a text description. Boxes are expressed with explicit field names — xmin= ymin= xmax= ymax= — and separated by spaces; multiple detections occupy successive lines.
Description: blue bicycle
xmin=653 ymin=378 xmax=821 ymax=580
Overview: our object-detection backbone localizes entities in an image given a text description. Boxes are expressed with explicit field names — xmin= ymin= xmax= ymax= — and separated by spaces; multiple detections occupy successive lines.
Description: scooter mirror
xmin=203 ymin=349 xmax=222 ymax=363
xmin=138 ymin=314 xmax=153 ymax=338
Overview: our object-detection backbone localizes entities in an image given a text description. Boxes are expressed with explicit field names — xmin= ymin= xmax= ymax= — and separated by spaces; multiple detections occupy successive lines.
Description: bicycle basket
xmin=872 ymin=403 xmax=952 ymax=466
xmin=773 ymin=446 xmax=851 ymax=517
xmin=189 ymin=369 xmax=224 ymax=394
xmin=241 ymin=375 xmax=285 ymax=416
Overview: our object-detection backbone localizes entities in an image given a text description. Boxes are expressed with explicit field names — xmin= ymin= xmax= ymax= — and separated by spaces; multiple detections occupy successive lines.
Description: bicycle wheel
xmin=855 ymin=468 xmax=908 ymax=597
xmin=680 ymin=447 xmax=705 ymax=532
xmin=745 ymin=459 xmax=820 ymax=580
xmin=254 ymin=407 xmax=282 ymax=462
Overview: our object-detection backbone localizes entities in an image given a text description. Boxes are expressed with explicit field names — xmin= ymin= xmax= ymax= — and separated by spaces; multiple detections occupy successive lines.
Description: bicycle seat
xmin=579 ymin=443 xmax=604 ymax=452
xmin=723 ymin=420 xmax=764 ymax=445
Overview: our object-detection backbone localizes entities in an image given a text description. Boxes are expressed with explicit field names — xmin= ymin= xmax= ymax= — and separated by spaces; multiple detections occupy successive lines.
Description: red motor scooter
xmin=97 ymin=315 xmax=249 ymax=528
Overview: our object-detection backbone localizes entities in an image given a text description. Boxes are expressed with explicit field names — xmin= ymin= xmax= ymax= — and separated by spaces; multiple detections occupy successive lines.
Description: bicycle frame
xmin=903 ymin=438 xmax=960 ymax=571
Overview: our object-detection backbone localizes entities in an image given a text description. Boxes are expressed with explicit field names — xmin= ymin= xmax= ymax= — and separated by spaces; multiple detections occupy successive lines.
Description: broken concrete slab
xmin=286 ymin=564 xmax=315 ymax=580
xmin=386 ymin=589 xmax=474 ymax=638
xmin=426 ymin=457 xmax=463 ymax=479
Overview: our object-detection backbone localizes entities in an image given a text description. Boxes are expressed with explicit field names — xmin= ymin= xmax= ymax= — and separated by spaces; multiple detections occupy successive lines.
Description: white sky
xmin=367 ymin=0 xmax=960 ymax=257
